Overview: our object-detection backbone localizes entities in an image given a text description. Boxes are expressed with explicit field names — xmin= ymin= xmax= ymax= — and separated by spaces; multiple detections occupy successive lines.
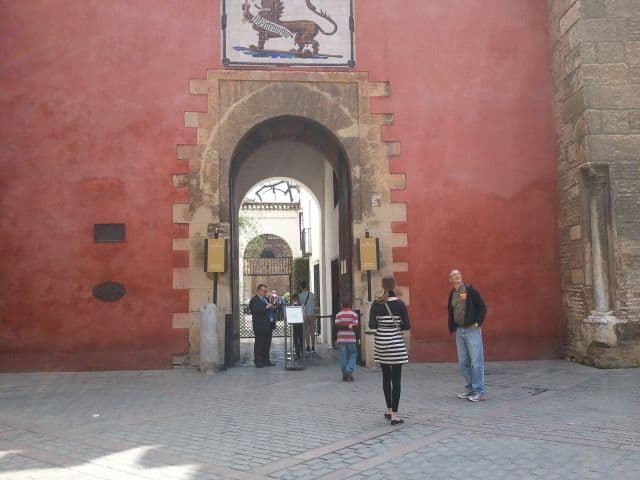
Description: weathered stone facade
xmin=548 ymin=0 xmax=640 ymax=367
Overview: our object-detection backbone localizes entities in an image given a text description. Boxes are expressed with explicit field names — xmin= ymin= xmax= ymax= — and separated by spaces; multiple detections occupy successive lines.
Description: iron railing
xmin=243 ymin=256 xmax=292 ymax=276
xmin=240 ymin=303 xmax=286 ymax=338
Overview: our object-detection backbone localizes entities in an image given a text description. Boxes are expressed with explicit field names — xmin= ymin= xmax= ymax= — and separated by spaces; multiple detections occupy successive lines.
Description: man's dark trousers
xmin=254 ymin=326 xmax=272 ymax=367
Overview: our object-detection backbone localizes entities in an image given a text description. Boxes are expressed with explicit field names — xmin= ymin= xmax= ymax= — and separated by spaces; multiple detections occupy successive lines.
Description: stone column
xmin=586 ymin=167 xmax=610 ymax=313
xmin=581 ymin=164 xmax=620 ymax=347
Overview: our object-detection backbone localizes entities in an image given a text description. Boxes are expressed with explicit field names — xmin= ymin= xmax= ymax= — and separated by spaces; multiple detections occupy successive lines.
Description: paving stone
xmin=0 ymin=360 xmax=638 ymax=479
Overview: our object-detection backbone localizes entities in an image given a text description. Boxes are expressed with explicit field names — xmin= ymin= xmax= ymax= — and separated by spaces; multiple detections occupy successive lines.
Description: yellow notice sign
xmin=359 ymin=237 xmax=379 ymax=271
xmin=205 ymin=238 xmax=226 ymax=273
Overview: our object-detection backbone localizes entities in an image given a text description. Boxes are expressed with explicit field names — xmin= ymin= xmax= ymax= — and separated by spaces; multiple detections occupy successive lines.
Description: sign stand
xmin=284 ymin=305 xmax=305 ymax=370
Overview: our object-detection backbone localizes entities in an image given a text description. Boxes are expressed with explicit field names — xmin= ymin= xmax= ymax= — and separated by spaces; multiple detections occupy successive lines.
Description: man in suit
xmin=249 ymin=283 xmax=277 ymax=368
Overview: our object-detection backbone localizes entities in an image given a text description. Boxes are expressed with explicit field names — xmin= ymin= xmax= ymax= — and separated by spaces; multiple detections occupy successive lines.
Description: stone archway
xmin=230 ymin=116 xmax=353 ymax=360
xmin=170 ymin=71 xmax=409 ymax=368
xmin=243 ymin=233 xmax=293 ymax=305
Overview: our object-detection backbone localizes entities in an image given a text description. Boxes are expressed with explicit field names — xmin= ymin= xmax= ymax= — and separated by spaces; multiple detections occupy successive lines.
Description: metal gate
xmin=241 ymin=256 xmax=291 ymax=338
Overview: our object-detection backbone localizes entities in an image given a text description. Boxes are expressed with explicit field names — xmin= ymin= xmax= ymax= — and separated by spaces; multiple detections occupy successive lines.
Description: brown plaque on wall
xmin=204 ymin=238 xmax=226 ymax=273
xmin=94 ymin=224 xmax=125 ymax=243
xmin=93 ymin=281 xmax=126 ymax=302
xmin=358 ymin=237 xmax=379 ymax=271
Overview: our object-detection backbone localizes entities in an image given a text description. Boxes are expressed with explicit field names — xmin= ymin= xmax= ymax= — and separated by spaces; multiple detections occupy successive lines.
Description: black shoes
xmin=266 ymin=362 xmax=276 ymax=366
xmin=384 ymin=413 xmax=404 ymax=425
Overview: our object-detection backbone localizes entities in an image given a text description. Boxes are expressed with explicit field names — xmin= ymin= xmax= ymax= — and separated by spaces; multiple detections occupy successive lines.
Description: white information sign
xmin=285 ymin=305 xmax=304 ymax=324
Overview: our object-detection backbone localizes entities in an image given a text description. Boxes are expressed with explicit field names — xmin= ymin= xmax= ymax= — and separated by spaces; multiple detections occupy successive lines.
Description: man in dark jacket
xmin=249 ymin=284 xmax=277 ymax=368
xmin=448 ymin=269 xmax=487 ymax=402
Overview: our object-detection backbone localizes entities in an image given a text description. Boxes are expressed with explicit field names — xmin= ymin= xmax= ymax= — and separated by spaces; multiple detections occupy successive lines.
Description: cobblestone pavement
xmin=1 ymin=346 xmax=638 ymax=479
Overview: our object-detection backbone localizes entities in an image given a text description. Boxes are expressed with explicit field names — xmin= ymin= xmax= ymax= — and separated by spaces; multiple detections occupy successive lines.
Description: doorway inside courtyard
xmin=229 ymin=116 xmax=354 ymax=367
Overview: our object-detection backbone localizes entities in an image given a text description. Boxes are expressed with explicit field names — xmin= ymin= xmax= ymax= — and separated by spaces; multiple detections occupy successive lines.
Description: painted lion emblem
xmin=242 ymin=0 xmax=338 ymax=56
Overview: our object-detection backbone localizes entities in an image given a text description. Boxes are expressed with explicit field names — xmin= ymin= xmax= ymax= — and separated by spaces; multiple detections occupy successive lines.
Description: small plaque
xmin=94 ymin=224 xmax=125 ymax=243
xmin=358 ymin=237 xmax=379 ymax=271
xmin=205 ymin=238 xmax=226 ymax=273
xmin=93 ymin=282 xmax=127 ymax=302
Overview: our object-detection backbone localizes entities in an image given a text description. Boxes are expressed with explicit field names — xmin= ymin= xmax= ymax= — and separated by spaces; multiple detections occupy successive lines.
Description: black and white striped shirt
xmin=369 ymin=298 xmax=410 ymax=365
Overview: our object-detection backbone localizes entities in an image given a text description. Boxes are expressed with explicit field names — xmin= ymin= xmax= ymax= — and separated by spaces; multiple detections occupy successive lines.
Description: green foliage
xmin=239 ymin=214 xmax=260 ymax=238
xmin=291 ymin=257 xmax=309 ymax=295
xmin=239 ymin=213 xmax=264 ymax=256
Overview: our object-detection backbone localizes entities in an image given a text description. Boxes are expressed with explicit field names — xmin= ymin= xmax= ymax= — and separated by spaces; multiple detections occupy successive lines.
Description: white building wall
xmin=321 ymin=163 xmax=340 ymax=344
xmin=239 ymin=208 xmax=302 ymax=259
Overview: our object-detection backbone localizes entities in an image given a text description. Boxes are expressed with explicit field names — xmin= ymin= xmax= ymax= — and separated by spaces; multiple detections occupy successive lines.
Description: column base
xmin=582 ymin=312 xmax=622 ymax=348
xmin=575 ymin=314 xmax=640 ymax=369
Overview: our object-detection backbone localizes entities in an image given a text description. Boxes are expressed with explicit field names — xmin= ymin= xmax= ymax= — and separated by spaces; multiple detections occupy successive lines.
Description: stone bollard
xmin=200 ymin=303 xmax=219 ymax=374
xmin=364 ymin=331 xmax=376 ymax=367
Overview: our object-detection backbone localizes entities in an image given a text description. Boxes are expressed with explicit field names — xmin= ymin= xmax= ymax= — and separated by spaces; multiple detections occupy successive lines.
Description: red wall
xmin=0 ymin=0 xmax=217 ymax=370
xmin=357 ymin=0 xmax=563 ymax=361
xmin=0 ymin=0 xmax=562 ymax=370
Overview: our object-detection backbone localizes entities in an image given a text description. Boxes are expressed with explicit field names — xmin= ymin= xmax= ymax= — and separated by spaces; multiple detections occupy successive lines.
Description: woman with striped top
xmin=369 ymin=276 xmax=410 ymax=425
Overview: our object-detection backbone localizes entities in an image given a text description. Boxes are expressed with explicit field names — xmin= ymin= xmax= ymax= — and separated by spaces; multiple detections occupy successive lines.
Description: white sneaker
xmin=468 ymin=393 xmax=486 ymax=402
xmin=456 ymin=391 xmax=472 ymax=399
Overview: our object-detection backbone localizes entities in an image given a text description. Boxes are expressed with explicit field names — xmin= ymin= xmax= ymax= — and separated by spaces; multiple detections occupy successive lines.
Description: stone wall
xmin=549 ymin=0 xmax=640 ymax=367
xmin=0 ymin=0 xmax=570 ymax=370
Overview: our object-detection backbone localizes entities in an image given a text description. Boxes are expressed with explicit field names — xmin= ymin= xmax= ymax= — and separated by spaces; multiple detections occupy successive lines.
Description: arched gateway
xmin=171 ymin=71 xmax=409 ymax=369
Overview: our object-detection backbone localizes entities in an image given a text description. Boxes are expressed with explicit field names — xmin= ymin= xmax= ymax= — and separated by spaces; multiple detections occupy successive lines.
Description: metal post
xmin=213 ymin=228 xmax=219 ymax=305
xmin=366 ymin=228 xmax=372 ymax=302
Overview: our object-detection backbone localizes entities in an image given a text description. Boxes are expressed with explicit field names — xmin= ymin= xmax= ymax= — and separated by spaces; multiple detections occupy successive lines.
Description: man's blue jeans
xmin=455 ymin=326 xmax=485 ymax=394
xmin=338 ymin=343 xmax=357 ymax=375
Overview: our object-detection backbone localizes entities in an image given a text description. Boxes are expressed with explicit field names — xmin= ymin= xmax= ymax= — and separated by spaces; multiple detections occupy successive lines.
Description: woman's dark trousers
xmin=381 ymin=364 xmax=402 ymax=412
